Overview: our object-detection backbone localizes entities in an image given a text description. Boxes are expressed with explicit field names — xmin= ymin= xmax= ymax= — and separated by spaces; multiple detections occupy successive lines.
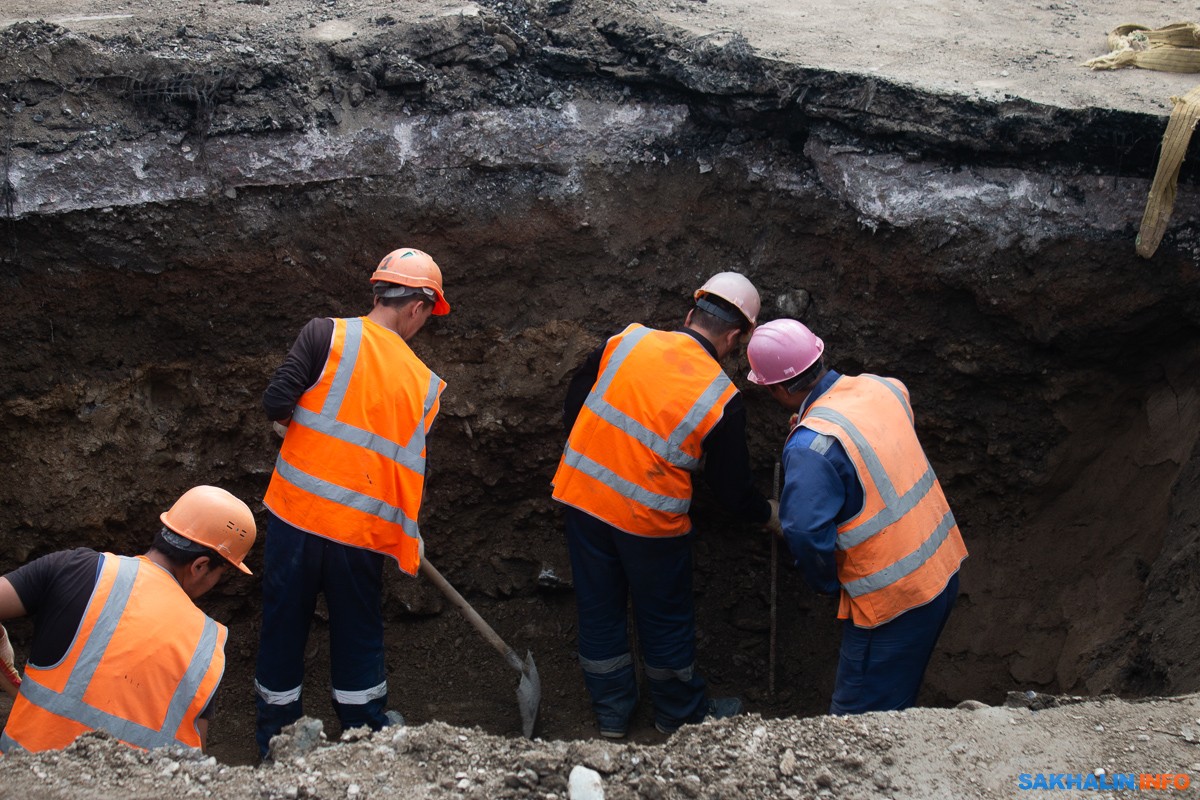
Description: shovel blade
xmin=517 ymin=650 xmax=540 ymax=739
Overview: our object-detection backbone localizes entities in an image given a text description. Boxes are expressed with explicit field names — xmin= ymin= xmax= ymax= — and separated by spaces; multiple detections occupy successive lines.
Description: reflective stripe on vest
xmin=804 ymin=401 xmax=939 ymax=551
xmin=799 ymin=374 xmax=967 ymax=627
xmin=582 ymin=327 xmax=730 ymax=472
xmin=840 ymin=508 xmax=958 ymax=598
xmin=289 ymin=320 xmax=436 ymax=477
xmin=552 ymin=325 xmax=735 ymax=537
xmin=271 ymin=457 xmax=424 ymax=537
xmin=558 ymin=447 xmax=692 ymax=515
xmin=265 ymin=317 xmax=444 ymax=574
xmin=0 ymin=555 xmax=224 ymax=753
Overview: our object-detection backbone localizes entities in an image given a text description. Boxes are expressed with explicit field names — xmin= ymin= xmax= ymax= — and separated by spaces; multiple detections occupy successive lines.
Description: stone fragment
xmin=569 ymin=765 xmax=604 ymax=800
xmin=779 ymin=748 xmax=797 ymax=776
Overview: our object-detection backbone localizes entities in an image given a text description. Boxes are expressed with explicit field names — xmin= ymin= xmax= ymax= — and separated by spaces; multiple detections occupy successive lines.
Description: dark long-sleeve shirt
xmin=563 ymin=327 xmax=771 ymax=525
xmin=262 ymin=317 xmax=335 ymax=421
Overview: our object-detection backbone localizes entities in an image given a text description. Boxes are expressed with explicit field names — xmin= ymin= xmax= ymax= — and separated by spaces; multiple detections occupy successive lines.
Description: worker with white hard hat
xmin=553 ymin=272 xmax=778 ymax=738
xmin=0 ymin=485 xmax=256 ymax=753
xmin=747 ymin=318 xmax=967 ymax=714
xmin=256 ymin=247 xmax=449 ymax=758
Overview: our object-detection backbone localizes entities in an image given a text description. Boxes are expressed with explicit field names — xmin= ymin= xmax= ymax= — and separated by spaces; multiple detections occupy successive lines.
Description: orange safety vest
xmin=552 ymin=324 xmax=737 ymax=537
xmin=264 ymin=316 xmax=444 ymax=576
xmin=0 ymin=554 xmax=226 ymax=754
xmin=795 ymin=374 xmax=968 ymax=628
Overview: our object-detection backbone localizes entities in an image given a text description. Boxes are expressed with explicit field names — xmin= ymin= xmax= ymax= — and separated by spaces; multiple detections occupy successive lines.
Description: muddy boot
xmin=656 ymin=697 xmax=743 ymax=734
xmin=704 ymin=696 xmax=743 ymax=721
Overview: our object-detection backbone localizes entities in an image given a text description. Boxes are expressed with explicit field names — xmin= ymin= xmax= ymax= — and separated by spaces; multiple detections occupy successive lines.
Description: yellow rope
xmin=1084 ymin=21 xmax=1200 ymax=72
xmin=1137 ymin=85 xmax=1200 ymax=258
xmin=1083 ymin=23 xmax=1200 ymax=257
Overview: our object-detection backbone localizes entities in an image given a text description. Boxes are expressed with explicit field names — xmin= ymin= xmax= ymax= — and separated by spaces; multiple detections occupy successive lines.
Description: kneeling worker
xmin=0 ymin=485 xmax=257 ymax=753
xmin=746 ymin=319 xmax=966 ymax=714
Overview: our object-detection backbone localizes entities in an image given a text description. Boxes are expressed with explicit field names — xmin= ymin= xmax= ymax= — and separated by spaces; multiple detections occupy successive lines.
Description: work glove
xmin=272 ymin=419 xmax=290 ymax=439
xmin=766 ymin=499 xmax=783 ymax=538
xmin=0 ymin=624 xmax=21 ymax=697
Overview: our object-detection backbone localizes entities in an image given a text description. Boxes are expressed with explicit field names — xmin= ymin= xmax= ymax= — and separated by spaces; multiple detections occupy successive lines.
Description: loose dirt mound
xmin=5 ymin=695 xmax=1200 ymax=799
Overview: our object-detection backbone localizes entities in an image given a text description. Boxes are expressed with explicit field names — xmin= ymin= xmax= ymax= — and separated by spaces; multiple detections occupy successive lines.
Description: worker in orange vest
xmin=747 ymin=319 xmax=967 ymax=713
xmin=256 ymin=247 xmax=449 ymax=758
xmin=553 ymin=273 xmax=779 ymax=738
xmin=0 ymin=485 xmax=256 ymax=753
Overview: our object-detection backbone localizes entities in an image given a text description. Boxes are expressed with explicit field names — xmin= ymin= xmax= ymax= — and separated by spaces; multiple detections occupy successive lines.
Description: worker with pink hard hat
xmin=747 ymin=318 xmax=967 ymax=714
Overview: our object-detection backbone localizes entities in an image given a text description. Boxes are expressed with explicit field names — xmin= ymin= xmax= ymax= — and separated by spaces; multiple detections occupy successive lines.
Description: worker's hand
xmin=0 ymin=624 xmax=21 ymax=697
xmin=787 ymin=413 xmax=800 ymax=432
xmin=766 ymin=499 xmax=783 ymax=538
xmin=272 ymin=419 xmax=290 ymax=439
xmin=418 ymin=536 xmax=426 ymax=560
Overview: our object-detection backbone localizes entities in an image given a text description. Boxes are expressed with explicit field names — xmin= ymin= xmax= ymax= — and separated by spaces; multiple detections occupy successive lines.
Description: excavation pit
xmin=2 ymin=0 xmax=1200 ymax=775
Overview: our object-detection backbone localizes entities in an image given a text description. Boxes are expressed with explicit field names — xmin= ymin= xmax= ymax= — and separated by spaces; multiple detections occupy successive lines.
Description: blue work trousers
xmin=254 ymin=512 xmax=389 ymax=757
xmin=830 ymin=572 xmax=959 ymax=714
xmin=564 ymin=507 xmax=707 ymax=733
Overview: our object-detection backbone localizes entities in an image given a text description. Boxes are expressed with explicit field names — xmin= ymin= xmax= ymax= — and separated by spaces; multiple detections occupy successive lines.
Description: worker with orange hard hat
xmin=256 ymin=247 xmax=449 ymax=758
xmin=553 ymin=272 xmax=779 ymax=738
xmin=746 ymin=318 xmax=967 ymax=714
xmin=0 ymin=485 xmax=257 ymax=754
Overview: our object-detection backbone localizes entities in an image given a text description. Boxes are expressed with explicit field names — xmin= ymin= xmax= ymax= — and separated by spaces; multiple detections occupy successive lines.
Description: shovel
xmin=769 ymin=460 xmax=780 ymax=698
xmin=419 ymin=557 xmax=541 ymax=738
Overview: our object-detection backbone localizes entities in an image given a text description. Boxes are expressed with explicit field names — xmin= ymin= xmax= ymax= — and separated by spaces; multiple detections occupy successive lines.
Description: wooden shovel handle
xmin=420 ymin=558 xmax=522 ymax=672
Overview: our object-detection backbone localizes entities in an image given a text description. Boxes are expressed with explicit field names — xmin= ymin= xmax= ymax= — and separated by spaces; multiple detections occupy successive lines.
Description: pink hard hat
xmin=746 ymin=318 xmax=825 ymax=385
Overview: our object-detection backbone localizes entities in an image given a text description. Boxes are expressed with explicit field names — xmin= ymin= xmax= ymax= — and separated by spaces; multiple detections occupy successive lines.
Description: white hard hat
xmin=694 ymin=272 xmax=761 ymax=325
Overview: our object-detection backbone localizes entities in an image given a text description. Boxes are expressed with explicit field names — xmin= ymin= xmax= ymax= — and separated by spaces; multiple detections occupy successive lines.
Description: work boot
xmin=598 ymin=726 xmax=627 ymax=740
xmin=705 ymin=696 xmax=743 ymax=720
xmin=384 ymin=710 xmax=406 ymax=727
xmin=655 ymin=696 xmax=743 ymax=734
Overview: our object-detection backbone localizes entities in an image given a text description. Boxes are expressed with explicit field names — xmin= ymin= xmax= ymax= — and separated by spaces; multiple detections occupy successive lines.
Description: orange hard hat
xmin=370 ymin=248 xmax=451 ymax=316
xmin=159 ymin=486 xmax=257 ymax=575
